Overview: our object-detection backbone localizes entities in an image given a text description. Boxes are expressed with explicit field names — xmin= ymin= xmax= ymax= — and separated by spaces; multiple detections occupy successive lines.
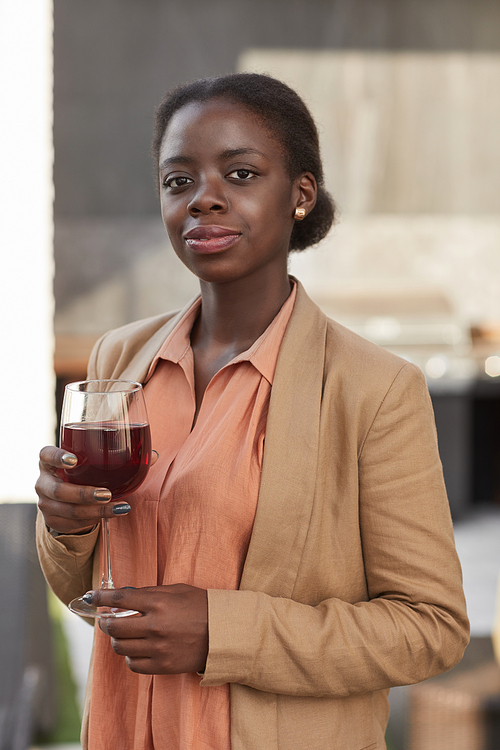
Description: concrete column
xmin=0 ymin=0 xmax=55 ymax=502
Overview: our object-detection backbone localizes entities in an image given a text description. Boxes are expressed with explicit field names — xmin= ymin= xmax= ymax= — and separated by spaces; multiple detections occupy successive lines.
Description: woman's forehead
xmin=159 ymin=99 xmax=282 ymax=161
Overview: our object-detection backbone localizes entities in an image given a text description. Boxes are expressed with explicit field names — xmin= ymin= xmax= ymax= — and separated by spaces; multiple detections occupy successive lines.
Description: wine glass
xmin=59 ymin=380 xmax=151 ymax=618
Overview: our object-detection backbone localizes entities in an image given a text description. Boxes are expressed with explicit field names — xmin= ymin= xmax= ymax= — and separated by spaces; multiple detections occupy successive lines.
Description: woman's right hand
xmin=35 ymin=445 xmax=129 ymax=535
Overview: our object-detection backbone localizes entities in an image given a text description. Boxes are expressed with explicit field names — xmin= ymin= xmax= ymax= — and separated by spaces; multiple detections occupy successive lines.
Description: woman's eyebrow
xmin=159 ymin=148 xmax=267 ymax=171
xmin=220 ymin=147 xmax=267 ymax=160
xmin=159 ymin=155 xmax=192 ymax=170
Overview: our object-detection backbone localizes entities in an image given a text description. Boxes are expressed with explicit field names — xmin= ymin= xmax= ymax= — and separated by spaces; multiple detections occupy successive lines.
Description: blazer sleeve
xmin=201 ymin=364 xmax=469 ymax=697
xmin=36 ymin=510 xmax=100 ymax=606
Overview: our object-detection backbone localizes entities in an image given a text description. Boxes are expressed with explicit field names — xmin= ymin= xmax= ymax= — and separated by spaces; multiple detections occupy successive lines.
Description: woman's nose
xmin=187 ymin=177 xmax=228 ymax=216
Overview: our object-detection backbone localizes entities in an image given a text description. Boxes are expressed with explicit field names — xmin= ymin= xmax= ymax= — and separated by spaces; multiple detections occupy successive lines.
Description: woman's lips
xmin=184 ymin=226 xmax=241 ymax=254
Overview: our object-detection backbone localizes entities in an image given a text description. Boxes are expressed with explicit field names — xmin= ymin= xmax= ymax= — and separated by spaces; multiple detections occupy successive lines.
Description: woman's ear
xmin=293 ymin=172 xmax=317 ymax=220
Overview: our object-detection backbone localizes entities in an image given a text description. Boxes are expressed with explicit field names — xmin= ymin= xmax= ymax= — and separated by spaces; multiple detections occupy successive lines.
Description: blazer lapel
xmin=115 ymin=296 xmax=200 ymax=384
xmin=240 ymin=282 xmax=327 ymax=597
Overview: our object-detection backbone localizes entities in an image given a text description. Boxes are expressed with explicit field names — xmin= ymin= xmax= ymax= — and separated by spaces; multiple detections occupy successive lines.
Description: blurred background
xmin=2 ymin=0 xmax=500 ymax=748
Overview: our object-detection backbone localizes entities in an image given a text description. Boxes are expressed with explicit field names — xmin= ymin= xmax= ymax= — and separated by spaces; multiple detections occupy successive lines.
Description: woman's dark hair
xmin=152 ymin=73 xmax=336 ymax=252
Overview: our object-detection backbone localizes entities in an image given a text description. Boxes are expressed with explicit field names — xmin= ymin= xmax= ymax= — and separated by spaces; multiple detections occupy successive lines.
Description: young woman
xmin=36 ymin=73 xmax=468 ymax=750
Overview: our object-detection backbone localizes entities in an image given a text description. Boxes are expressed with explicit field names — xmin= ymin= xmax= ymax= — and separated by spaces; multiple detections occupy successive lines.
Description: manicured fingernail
xmin=82 ymin=591 xmax=94 ymax=604
xmin=152 ymin=450 xmax=159 ymax=459
xmin=62 ymin=453 xmax=77 ymax=466
xmin=112 ymin=503 xmax=131 ymax=515
xmin=94 ymin=489 xmax=112 ymax=502
xmin=122 ymin=586 xmax=136 ymax=589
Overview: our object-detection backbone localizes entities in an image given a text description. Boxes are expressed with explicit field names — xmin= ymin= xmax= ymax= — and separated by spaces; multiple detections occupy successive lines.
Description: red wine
xmin=60 ymin=422 xmax=151 ymax=499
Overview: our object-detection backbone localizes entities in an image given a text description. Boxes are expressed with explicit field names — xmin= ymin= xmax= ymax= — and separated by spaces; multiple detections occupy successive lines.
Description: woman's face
xmin=158 ymin=98 xmax=304 ymax=285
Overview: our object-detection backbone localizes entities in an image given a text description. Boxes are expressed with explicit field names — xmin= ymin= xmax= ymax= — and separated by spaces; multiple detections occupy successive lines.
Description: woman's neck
xmin=192 ymin=271 xmax=292 ymax=355
xmin=188 ymin=268 xmax=292 ymax=424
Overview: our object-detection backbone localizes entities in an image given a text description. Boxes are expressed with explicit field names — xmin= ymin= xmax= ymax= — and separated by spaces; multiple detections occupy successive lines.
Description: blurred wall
xmin=243 ymin=49 xmax=500 ymax=327
xmin=53 ymin=0 xmax=500 ymax=336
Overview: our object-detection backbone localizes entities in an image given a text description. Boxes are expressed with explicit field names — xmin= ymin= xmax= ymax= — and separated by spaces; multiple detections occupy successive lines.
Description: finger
xmin=36 ymin=447 xmax=134 ymax=534
xmin=37 ymin=488 xmax=130 ymax=534
xmin=88 ymin=584 xmax=180 ymax=615
xmin=39 ymin=445 xmax=78 ymax=470
xmin=37 ymin=472 xmax=112 ymax=507
xmin=108 ymin=636 xmax=149 ymax=659
xmin=125 ymin=657 xmax=156 ymax=674
xmin=99 ymin=618 xmax=146 ymax=643
xmin=92 ymin=582 xmax=204 ymax=604
xmin=37 ymin=451 xmax=112 ymax=508
xmin=88 ymin=587 xmax=149 ymax=615
xmin=151 ymin=449 xmax=159 ymax=467
xmin=40 ymin=497 xmax=131 ymax=524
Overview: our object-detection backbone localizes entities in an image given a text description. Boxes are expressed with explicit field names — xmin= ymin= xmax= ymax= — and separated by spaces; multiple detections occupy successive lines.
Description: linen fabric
xmin=87 ymin=284 xmax=296 ymax=749
xmin=37 ymin=279 xmax=469 ymax=750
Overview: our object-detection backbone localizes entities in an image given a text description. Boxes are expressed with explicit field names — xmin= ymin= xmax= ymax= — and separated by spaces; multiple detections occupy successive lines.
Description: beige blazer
xmin=37 ymin=280 xmax=469 ymax=750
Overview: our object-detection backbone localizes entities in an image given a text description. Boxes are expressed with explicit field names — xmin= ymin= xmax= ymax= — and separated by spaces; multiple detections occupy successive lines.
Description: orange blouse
xmin=88 ymin=284 xmax=296 ymax=750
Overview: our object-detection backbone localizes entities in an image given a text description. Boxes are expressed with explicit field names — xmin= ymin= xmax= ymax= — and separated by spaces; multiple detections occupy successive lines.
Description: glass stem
xmin=100 ymin=517 xmax=114 ymax=590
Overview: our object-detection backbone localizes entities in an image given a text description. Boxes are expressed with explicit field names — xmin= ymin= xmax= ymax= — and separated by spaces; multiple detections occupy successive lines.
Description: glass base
xmin=69 ymin=596 xmax=140 ymax=619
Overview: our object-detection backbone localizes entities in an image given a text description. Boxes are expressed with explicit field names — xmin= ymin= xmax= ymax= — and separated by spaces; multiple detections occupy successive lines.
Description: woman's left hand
xmin=92 ymin=584 xmax=208 ymax=675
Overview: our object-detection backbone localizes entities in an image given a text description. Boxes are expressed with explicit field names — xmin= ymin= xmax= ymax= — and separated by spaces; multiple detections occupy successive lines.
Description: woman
xmin=36 ymin=73 xmax=468 ymax=750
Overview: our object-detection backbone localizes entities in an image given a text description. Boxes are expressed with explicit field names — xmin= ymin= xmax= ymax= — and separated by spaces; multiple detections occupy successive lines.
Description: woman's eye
xmin=163 ymin=175 xmax=192 ymax=189
xmin=227 ymin=169 xmax=255 ymax=180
